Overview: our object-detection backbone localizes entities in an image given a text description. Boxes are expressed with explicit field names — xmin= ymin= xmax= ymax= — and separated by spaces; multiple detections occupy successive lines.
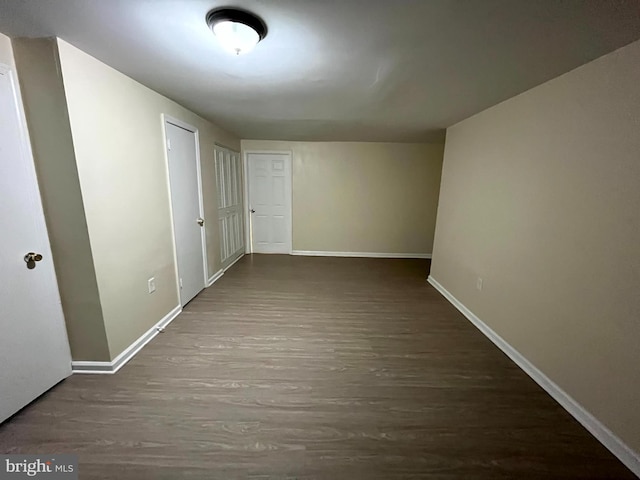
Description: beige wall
xmin=431 ymin=39 xmax=640 ymax=454
xmin=12 ymin=35 xmax=239 ymax=362
xmin=12 ymin=38 xmax=110 ymax=361
xmin=0 ymin=32 xmax=11 ymax=64
xmin=242 ymin=140 xmax=444 ymax=254
xmin=55 ymin=39 xmax=239 ymax=359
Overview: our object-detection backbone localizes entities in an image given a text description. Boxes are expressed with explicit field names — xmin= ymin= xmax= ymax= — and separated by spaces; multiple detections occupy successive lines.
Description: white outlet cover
xmin=148 ymin=277 xmax=156 ymax=294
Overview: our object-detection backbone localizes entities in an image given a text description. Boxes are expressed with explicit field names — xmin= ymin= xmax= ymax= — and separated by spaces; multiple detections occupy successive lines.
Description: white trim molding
xmin=206 ymin=254 xmax=245 ymax=287
xmin=206 ymin=268 xmax=224 ymax=287
xmin=72 ymin=304 xmax=182 ymax=375
xmin=292 ymin=250 xmax=432 ymax=259
xmin=427 ymin=275 xmax=640 ymax=477
xmin=206 ymin=253 xmax=246 ymax=287
xmin=224 ymin=253 xmax=245 ymax=272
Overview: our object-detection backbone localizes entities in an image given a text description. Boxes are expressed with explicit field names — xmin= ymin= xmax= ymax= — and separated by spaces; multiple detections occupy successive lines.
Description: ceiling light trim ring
xmin=206 ymin=7 xmax=268 ymax=40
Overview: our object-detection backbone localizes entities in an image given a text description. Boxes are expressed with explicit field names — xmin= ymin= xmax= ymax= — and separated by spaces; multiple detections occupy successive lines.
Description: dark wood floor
xmin=0 ymin=255 xmax=634 ymax=479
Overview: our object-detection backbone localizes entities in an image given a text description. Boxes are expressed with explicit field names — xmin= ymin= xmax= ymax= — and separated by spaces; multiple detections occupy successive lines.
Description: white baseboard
xmin=71 ymin=304 xmax=182 ymax=375
xmin=291 ymin=250 xmax=432 ymax=259
xmin=206 ymin=254 xmax=245 ymax=288
xmin=224 ymin=253 xmax=245 ymax=272
xmin=206 ymin=268 xmax=224 ymax=287
xmin=427 ymin=275 xmax=640 ymax=477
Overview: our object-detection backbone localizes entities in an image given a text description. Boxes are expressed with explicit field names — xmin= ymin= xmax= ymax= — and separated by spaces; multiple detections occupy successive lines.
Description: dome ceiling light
xmin=206 ymin=7 xmax=267 ymax=55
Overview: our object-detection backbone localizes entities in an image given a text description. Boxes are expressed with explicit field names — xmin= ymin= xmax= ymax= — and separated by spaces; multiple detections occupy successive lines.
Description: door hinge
xmin=167 ymin=139 xmax=171 ymax=151
xmin=179 ymin=277 xmax=183 ymax=289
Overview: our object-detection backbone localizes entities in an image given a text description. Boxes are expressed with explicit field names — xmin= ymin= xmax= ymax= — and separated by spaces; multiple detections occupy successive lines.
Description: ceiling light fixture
xmin=206 ymin=7 xmax=267 ymax=55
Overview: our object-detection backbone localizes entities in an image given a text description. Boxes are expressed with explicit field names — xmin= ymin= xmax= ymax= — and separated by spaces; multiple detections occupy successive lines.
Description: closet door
xmin=215 ymin=146 xmax=244 ymax=268
xmin=165 ymin=120 xmax=206 ymax=305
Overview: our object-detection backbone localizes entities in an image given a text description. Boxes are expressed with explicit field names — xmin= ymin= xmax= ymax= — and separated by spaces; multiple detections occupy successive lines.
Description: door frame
xmin=243 ymin=150 xmax=293 ymax=254
xmin=161 ymin=114 xmax=208 ymax=302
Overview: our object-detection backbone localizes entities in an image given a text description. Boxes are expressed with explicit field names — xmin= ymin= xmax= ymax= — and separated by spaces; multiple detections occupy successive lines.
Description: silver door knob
xmin=197 ymin=218 xmax=204 ymax=226
xmin=250 ymin=209 xmax=255 ymax=213
xmin=24 ymin=252 xmax=43 ymax=270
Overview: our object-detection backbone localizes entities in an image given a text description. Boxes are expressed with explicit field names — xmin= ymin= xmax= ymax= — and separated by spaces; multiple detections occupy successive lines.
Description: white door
xmin=165 ymin=119 xmax=206 ymax=305
xmin=246 ymin=152 xmax=292 ymax=254
xmin=0 ymin=64 xmax=71 ymax=423
xmin=215 ymin=145 xmax=244 ymax=268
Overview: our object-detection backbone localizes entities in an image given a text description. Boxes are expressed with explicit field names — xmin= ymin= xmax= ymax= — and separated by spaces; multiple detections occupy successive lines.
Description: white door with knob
xmin=164 ymin=118 xmax=206 ymax=305
xmin=246 ymin=152 xmax=292 ymax=254
xmin=0 ymin=63 xmax=71 ymax=423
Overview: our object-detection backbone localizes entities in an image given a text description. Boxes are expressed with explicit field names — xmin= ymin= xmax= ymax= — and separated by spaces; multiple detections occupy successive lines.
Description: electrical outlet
xmin=148 ymin=277 xmax=156 ymax=294
xmin=476 ymin=277 xmax=483 ymax=291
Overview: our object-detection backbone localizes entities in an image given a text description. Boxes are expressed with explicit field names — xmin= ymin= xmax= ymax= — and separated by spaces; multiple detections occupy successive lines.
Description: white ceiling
xmin=1 ymin=0 xmax=640 ymax=142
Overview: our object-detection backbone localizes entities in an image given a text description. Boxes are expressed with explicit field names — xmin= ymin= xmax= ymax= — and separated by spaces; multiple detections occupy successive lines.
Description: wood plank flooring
xmin=0 ymin=255 xmax=635 ymax=479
